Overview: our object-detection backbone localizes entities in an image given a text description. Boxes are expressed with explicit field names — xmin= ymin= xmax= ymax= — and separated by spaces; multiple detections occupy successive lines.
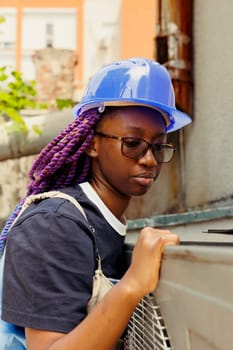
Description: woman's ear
xmin=86 ymin=138 xmax=98 ymax=158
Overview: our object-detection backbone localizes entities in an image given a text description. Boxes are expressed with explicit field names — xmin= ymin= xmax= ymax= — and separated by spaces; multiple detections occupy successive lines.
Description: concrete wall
xmin=184 ymin=0 xmax=233 ymax=209
xmin=0 ymin=156 xmax=34 ymax=221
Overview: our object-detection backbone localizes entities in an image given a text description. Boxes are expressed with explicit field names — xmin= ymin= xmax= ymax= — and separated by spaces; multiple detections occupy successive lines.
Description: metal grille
xmin=123 ymin=294 xmax=172 ymax=350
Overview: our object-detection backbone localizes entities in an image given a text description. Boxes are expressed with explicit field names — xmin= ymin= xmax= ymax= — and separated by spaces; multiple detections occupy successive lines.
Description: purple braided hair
xmin=0 ymin=108 xmax=102 ymax=254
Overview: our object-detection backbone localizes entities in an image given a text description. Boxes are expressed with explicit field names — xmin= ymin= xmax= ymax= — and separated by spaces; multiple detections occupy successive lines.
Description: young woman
xmin=0 ymin=57 xmax=191 ymax=350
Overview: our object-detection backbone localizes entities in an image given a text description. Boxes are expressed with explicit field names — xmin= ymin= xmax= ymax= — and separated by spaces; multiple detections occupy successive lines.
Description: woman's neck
xmin=89 ymin=179 xmax=130 ymax=221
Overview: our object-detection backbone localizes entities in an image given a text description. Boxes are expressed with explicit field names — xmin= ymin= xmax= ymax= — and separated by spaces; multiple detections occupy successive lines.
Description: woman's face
xmin=89 ymin=106 xmax=167 ymax=198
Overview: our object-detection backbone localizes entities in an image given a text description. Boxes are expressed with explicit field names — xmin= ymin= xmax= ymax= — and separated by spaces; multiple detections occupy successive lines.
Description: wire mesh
xmin=123 ymin=294 xmax=172 ymax=350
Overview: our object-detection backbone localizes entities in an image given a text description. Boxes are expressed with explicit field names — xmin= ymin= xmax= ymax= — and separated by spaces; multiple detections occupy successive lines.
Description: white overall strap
xmin=12 ymin=191 xmax=87 ymax=228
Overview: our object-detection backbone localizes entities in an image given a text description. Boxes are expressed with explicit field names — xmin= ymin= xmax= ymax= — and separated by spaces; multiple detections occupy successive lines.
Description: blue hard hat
xmin=73 ymin=57 xmax=192 ymax=132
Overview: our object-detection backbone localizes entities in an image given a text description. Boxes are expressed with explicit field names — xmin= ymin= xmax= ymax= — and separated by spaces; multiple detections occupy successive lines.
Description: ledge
xmin=127 ymin=205 xmax=233 ymax=230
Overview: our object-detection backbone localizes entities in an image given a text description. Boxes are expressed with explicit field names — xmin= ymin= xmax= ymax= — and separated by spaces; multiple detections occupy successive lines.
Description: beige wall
xmin=184 ymin=0 xmax=233 ymax=209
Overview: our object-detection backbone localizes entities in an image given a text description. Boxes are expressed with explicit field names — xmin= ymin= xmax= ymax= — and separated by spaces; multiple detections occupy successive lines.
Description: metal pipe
xmin=0 ymin=110 xmax=73 ymax=161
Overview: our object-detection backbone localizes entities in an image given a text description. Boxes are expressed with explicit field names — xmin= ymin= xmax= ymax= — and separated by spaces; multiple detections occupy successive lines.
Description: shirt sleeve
xmin=2 ymin=207 xmax=96 ymax=333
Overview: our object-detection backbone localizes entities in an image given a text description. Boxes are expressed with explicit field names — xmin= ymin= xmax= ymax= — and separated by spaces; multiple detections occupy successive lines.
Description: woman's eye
xmin=123 ymin=138 xmax=142 ymax=148
xmin=156 ymin=144 xmax=164 ymax=151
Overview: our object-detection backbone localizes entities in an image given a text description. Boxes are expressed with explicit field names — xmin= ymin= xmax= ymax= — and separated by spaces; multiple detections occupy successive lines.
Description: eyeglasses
xmin=95 ymin=131 xmax=175 ymax=163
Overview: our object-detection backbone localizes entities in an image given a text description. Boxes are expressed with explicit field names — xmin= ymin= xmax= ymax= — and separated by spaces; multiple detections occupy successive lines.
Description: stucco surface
xmin=0 ymin=156 xmax=34 ymax=220
xmin=184 ymin=0 xmax=233 ymax=208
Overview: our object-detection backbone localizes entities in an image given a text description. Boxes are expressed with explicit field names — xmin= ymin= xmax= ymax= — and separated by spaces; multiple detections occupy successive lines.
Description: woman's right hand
xmin=123 ymin=227 xmax=179 ymax=299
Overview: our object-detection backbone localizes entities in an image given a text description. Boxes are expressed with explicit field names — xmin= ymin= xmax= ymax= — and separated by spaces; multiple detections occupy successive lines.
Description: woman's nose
xmin=138 ymin=147 xmax=158 ymax=167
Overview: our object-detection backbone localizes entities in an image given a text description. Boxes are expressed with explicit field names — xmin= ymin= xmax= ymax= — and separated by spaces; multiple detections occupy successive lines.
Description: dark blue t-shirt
xmin=2 ymin=183 xmax=126 ymax=333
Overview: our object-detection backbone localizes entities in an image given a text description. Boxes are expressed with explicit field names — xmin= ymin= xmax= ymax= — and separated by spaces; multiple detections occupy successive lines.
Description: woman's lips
xmin=132 ymin=174 xmax=155 ymax=186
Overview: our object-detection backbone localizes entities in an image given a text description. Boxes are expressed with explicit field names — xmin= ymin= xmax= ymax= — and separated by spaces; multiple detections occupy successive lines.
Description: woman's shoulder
xmin=6 ymin=185 xmax=96 ymax=253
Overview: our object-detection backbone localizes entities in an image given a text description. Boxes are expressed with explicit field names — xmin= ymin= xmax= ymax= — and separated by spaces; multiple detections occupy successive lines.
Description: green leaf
xmin=56 ymin=98 xmax=73 ymax=110
xmin=0 ymin=72 xmax=8 ymax=81
xmin=32 ymin=125 xmax=42 ymax=135
xmin=3 ymin=107 xmax=26 ymax=124
xmin=11 ymin=71 xmax=22 ymax=80
xmin=38 ymin=102 xmax=48 ymax=109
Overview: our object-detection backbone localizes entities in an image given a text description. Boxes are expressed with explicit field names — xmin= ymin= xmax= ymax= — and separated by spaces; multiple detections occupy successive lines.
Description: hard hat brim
xmin=73 ymin=99 xmax=192 ymax=133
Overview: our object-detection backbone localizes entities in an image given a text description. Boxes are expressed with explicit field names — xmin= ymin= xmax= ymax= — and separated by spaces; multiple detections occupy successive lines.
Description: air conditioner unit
xmin=123 ymin=235 xmax=233 ymax=350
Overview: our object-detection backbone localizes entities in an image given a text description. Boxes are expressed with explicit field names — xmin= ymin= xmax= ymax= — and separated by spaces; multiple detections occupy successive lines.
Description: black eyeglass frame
xmin=95 ymin=131 xmax=176 ymax=163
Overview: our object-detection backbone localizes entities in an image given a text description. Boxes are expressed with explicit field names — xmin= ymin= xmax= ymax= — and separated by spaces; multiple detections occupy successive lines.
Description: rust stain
xmin=163 ymin=247 xmax=233 ymax=266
